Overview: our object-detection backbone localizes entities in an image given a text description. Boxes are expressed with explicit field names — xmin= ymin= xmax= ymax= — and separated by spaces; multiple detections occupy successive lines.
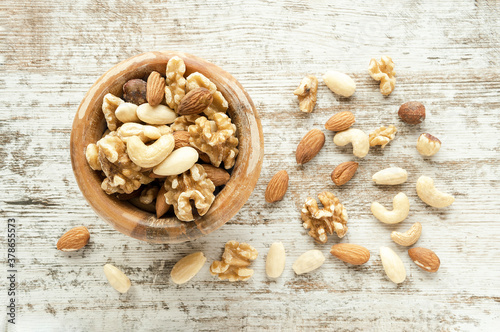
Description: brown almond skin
xmin=408 ymin=247 xmax=440 ymax=273
xmin=331 ymin=161 xmax=359 ymax=186
xmin=202 ymin=164 xmax=231 ymax=186
xmin=146 ymin=71 xmax=166 ymax=107
xmin=173 ymin=131 xmax=191 ymax=149
xmin=325 ymin=111 xmax=356 ymax=131
xmin=265 ymin=170 xmax=289 ymax=203
xmin=156 ymin=185 xmax=170 ymax=218
xmin=296 ymin=129 xmax=325 ymax=165
xmin=330 ymin=243 xmax=370 ymax=265
xmin=57 ymin=226 xmax=90 ymax=252
xmin=398 ymin=101 xmax=425 ymax=124
xmin=177 ymin=88 xmax=213 ymax=115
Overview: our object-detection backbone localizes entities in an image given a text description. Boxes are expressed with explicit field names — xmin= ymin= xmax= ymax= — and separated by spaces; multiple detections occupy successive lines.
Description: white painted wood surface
xmin=1 ymin=0 xmax=499 ymax=331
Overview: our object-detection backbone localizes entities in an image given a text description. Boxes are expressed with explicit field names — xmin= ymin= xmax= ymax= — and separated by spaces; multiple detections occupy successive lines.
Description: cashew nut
xmin=372 ymin=167 xmax=408 ymax=185
xmin=333 ymin=128 xmax=369 ymax=158
xmin=416 ymin=176 xmax=455 ymax=208
xmin=153 ymin=147 xmax=199 ymax=176
xmin=136 ymin=103 xmax=176 ymax=125
xmin=117 ymin=123 xmax=162 ymax=143
xmin=371 ymin=192 xmax=410 ymax=224
xmin=391 ymin=222 xmax=422 ymax=246
xmin=126 ymin=134 xmax=175 ymax=168
xmin=115 ymin=102 xmax=140 ymax=123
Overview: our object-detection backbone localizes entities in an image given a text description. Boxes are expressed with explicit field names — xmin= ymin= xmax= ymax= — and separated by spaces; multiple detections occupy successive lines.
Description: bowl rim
xmin=70 ymin=51 xmax=264 ymax=243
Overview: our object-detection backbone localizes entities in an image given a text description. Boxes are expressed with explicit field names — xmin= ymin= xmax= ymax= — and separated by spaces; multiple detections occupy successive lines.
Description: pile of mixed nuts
xmin=59 ymin=55 xmax=453 ymax=293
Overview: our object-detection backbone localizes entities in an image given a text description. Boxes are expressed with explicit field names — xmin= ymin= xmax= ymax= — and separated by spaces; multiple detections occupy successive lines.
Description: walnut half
xmin=210 ymin=241 xmax=258 ymax=281
xmin=368 ymin=56 xmax=396 ymax=96
xmin=162 ymin=164 xmax=215 ymax=221
xmin=301 ymin=191 xmax=348 ymax=243
xmin=369 ymin=125 xmax=397 ymax=148
xmin=294 ymin=75 xmax=318 ymax=113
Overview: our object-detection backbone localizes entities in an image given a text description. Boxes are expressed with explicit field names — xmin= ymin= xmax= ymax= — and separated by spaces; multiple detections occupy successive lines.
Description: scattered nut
xmin=322 ymin=71 xmax=356 ymax=97
xmin=417 ymin=133 xmax=441 ymax=156
xmin=325 ymin=111 xmax=355 ymax=132
xmin=371 ymin=192 xmax=410 ymax=224
xmin=398 ymin=101 xmax=425 ymax=124
xmin=302 ymin=192 xmax=348 ymax=243
xmin=265 ymin=170 xmax=289 ymax=203
xmin=293 ymin=250 xmax=325 ymax=275
xmin=201 ymin=164 xmax=231 ymax=186
xmin=331 ymin=161 xmax=358 ymax=186
xmin=416 ymin=176 xmax=455 ymax=208
xmin=372 ymin=167 xmax=408 ymax=185
xmin=56 ymin=226 xmax=90 ymax=252
xmin=408 ymin=247 xmax=440 ymax=273
xmin=368 ymin=56 xmax=396 ymax=95
xmin=146 ymin=71 xmax=166 ymax=107
xmin=103 ymin=264 xmax=131 ymax=293
xmin=330 ymin=243 xmax=370 ymax=265
xmin=333 ymin=128 xmax=370 ymax=158
xmin=369 ymin=125 xmax=397 ymax=148
xmin=126 ymin=134 xmax=175 ymax=168
xmin=294 ymin=75 xmax=318 ymax=113
xmin=210 ymin=240 xmax=258 ymax=281
xmin=153 ymin=147 xmax=199 ymax=176
xmin=136 ymin=103 xmax=177 ymax=125
xmin=123 ymin=78 xmax=147 ymax=105
xmin=177 ymin=87 xmax=213 ymax=115
xmin=391 ymin=222 xmax=422 ymax=247
xmin=380 ymin=246 xmax=406 ymax=284
xmin=171 ymin=252 xmax=207 ymax=285
xmin=266 ymin=242 xmax=286 ymax=278
xmin=296 ymin=129 xmax=325 ymax=165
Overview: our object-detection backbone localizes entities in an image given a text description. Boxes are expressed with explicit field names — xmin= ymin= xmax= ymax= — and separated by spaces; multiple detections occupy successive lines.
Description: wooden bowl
xmin=70 ymin=51 xmax=264 ymax=243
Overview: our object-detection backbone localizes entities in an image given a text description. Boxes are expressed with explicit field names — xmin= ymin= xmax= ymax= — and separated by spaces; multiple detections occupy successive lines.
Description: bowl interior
xmin=70 ymin=51 xmax=263 ymax=243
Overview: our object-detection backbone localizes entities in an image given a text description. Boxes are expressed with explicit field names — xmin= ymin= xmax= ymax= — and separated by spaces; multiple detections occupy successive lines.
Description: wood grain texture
xmin=1 ymin=0 xmax=499 ymax=331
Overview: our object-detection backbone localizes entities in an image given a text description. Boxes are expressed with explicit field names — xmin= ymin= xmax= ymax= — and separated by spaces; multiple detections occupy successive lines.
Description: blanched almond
xmin=292 ymin=250 xmax=325 ymax=275
xmin=171 ymin=252 xmax=207 ymax=284
xmin=380 ymin=246 xmax=406 ymax=284
xmin=266 ymin=242 xmax=286 ymax=278
xmin=103 ymin=264 xmax=131 ymax=293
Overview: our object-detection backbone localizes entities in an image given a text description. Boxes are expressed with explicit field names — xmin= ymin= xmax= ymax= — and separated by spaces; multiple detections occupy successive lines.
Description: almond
xmin=331 ymin=161 xmax=358 ymax=186
xmin=325 ymin=111 xmax=355 ymax=131
xmin=265 ymin=170 xmax=289 ymax=203
xmin=380 ymin=246 xmax=406 ymax=284
xmin=56 ymin=226 xmax=90 ymax=252
xmin=146 ymin=71 xmax=166 ymax=107
xmin=408 ymin=247 xmax=440 ymax=273
xmin=156 ymin=185 xmax=170 ymax=218
xmin=330 ymin=243 xmax=370 ymax=265
xmin=292 ymin=250 xmax=325 ymax=275
xmin=296 ymin=129 xmax=325 ymax=165
xmin=266 ymin=242 xmax=286 ymax=278
xmin=171 ymin=252 xmax=207 ymax=285
xmin=177 ymin=87 xmax=213 ymax=115
xmin=173 ymin=130 xmax=191 ymax=149
xmin=202 ymin=164 xmax=231 ymax=186
xmin=398 ymin=101 xmax=425 ymax=124
xmin=103 ymin=264 xmax=131 ymax=293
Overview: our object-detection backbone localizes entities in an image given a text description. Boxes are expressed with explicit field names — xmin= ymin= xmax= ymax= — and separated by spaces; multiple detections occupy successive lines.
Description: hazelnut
xmin=398 ymin=101 xmax=425 ymax=124
xmin=416 ymin=133 xmax=441 ymax=156
xmin=123 ymin=79 xmax=147 ymax=105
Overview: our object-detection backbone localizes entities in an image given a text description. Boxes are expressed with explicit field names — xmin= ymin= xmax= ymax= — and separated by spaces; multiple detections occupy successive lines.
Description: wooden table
xmin=1 ymin=0 xmax=499 ymax=330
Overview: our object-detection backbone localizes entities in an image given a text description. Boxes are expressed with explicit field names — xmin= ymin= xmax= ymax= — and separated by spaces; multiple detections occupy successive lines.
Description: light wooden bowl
xmin=70 ymin=51 xmax=264 ymax=243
